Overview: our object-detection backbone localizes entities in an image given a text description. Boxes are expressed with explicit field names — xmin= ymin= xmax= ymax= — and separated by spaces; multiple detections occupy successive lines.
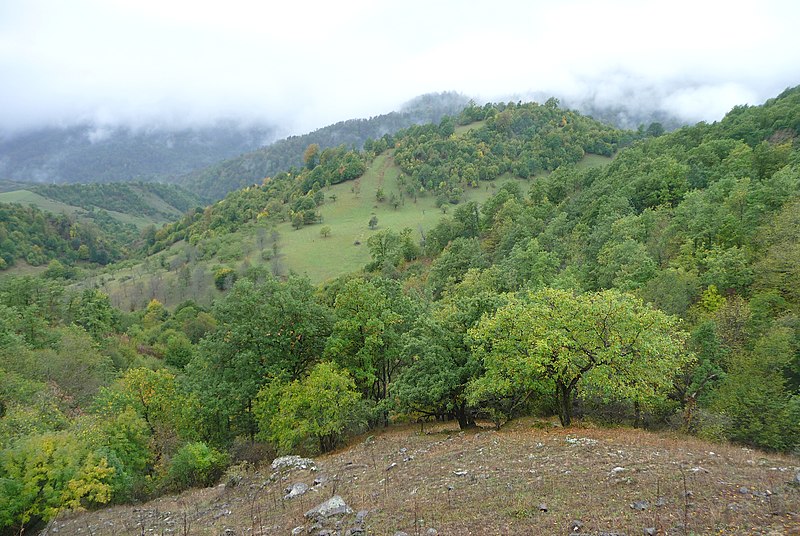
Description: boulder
xmin=271 ymin=455 xmax=316 ymax=471
xmin=305 ymin=496 xmax=353 ymax=523
xmin=284 ymin=482 xmax=309 ymax=500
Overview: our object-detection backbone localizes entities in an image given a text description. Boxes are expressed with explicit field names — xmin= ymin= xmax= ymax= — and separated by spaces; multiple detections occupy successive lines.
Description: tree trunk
xmin=454 ymin=400 xmax=470 ymax=430
xmin=556 ymin=382 xmax=572 ymax=427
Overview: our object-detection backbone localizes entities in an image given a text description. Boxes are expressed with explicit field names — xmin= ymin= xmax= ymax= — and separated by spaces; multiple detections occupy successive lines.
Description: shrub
xmin=165 ymin=441 xmax=229 ymax=492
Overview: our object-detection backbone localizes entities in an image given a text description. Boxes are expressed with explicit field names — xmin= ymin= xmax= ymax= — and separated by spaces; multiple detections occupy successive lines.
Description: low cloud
xmin=1 ymin=0 xmax=797 ymax=135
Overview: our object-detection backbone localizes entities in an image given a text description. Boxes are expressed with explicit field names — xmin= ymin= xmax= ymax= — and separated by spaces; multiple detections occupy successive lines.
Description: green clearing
xmin=84 ymin=150 xmax=614 ymax=308
xmin=268 ymin=152 xmax=529 ymax=281
xmin=0 ymin=189 xmax=179 ymax=228
xmin=453 ymin=120 xmax=486 ymax=136
xmin=0 ymin=190 xmax=84 ymax=217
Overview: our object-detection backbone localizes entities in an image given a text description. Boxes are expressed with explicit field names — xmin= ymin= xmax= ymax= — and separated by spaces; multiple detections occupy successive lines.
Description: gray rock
xmin=425 ymin=529 xmax=439 ymax=536
xmin=305 ymin=496 xmax=353 ymax=522
xmin=284 ymin=482 xmax=309 ymax=499
xmin=794 ymin=471 xmax=800 ymax=485
xmin=394 ymin=532 xmax=410 ymax=536
xmin=355 ymin=510 xmax=369 ymax=525
xmin=654 ymin=497 xmax=666 ymax=507
xmin=630 ymin=500 xmax=649 ymax=511
xmin=538 ymin=502 xmax=548 ymax=512
xmin=570 ymin=519 xmax=584 ymax=532
xmin=345 ymin=528 xmax=365 ymax=536
xmin=313 ymin=474 xmax=329 ymax=487
xmin=738 ymin=486 xmax=750 ymax=494
xmin=386 ymin=462 xmax=398 ymax=471
xmin=291 ymin=527 xmax=304 ymax=536
xmin=271 ymin=455 xmax=316 ymax=471
xmin=643 ymin=529 xmax=657 ymax=536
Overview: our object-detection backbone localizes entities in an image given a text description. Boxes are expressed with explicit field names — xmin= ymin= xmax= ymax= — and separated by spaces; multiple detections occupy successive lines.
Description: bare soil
xmin=43 ymin=419 xmax=800 ymax=535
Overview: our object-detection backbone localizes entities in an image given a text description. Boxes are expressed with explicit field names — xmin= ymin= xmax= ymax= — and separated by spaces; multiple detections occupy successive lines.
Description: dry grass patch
xmin=44 ymin=420 xmax=799 ymax=535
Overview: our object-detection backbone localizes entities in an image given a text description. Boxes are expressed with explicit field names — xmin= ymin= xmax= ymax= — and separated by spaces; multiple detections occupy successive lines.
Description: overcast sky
xmin=1 ymin=0 xmax=798 ymax=135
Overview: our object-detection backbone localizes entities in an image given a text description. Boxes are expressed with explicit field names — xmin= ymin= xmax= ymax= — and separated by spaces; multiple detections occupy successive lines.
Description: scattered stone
xmin=599 ymin=532 xmax=625 ymax=536
xmin=738 ymin=486 xmax=750 ymax=495
xmin=565 ymin=436 xmax=599 ymax=446
xmin=305 ymin=496 xmax=353 ymax=522
xmin=223 ymin=529 xmax=235 ymax=536
xmin=630 ymin=500 xmax=649 ymax=511
xmin=345 ymin=529 xmax=365 ymax=536
xmin=425 ymin=529 xmax=439 ymax=536
xmin=272 ymin=455 xmax=316 ymax=471
xmin=610 ymin=466 xmax=626 ymax=475
xmin=386 ymin=462 xmax=398 ymax=471
xmin=538 ymin=502 xmax=548 ymax=512
xmin=291 ymin=527 xmax=304 ymax=535
xmin=691 ymin=466 xmax=710 ymax=474
xmin=355 ymin=510 xmax=369 ymax=525
xmin=643 ymin=528 xmax=657 ymax=536
xmin=654 ymin=497 xmax=667 ymax=507
xmin=284 ymin=482 xmax=309 ymax=500
xmin=793 ymin=472 xmax=800 ymax=486
xmin=570 ymin=519 xmax=584 ymax=532
xmin=453 ymin=470 xmax=468 ymax=476
xmin=313 ymin=474 xmax=329 ymax=487
xmin=394 ymin=532 xmax=410 ymax=536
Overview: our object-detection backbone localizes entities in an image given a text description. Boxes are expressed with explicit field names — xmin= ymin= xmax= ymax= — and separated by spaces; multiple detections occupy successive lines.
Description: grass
xmin=45 ymin=419 xmax=800 ymax=535
xmin=0 ymin=189 xmax=177 ymax=228
xmin=78 ymin=150 xmax=615 ymax=309
xmin=265 ymin=153 xmax=534 ymax=282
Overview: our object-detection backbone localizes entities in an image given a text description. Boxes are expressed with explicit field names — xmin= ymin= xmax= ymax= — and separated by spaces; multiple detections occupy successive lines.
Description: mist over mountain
xmin=0 ymin=121 xmax=277 ymax=185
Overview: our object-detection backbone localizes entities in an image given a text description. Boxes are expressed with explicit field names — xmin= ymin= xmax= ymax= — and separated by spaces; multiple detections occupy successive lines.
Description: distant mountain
xmin=0 ymin=121 xmax=277 ymax=184
xmin=173 ymin=92 xmax=471 ymax=201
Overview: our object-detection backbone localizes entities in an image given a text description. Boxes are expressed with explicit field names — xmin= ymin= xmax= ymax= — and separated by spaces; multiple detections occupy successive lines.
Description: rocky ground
xmin=41 ymin=419 xmax=800 ymax=535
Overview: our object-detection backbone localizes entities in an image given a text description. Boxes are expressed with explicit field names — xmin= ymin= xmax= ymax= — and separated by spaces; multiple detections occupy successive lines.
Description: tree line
xmin=1 ymin=86 xmax=799 ymax=533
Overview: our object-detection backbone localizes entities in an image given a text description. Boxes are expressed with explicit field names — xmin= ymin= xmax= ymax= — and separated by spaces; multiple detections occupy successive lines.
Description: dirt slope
xmin=43 ymin=420 xmax=800 ymax=535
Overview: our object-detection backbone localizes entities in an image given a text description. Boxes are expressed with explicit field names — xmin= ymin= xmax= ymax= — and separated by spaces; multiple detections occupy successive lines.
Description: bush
xmin=165 ymin=442 xmax=229 ymax=492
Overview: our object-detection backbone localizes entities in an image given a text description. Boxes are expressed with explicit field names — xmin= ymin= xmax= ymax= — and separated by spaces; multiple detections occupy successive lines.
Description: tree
xmin=393 ymin=272 xmax=507 ymax=429
xmin=470 ymin=288 xmax=690 ymax=426
xmin=187 ymin=277 xmax=332 ymax=443
xmin=320 ymin=225 xmax=332 ymax=238
xmin=255 ymin=362 xmax=365 ymax=453
xmin=324 ymin=278 xmax=418 ymax=412
xmin=302 ymin=143 xmax=320 ymax=170
xmin=368 ymin=214 xmax=378 ymax=230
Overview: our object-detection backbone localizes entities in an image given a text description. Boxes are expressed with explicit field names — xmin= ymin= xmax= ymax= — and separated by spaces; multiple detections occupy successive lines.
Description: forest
xmin=0 ymin=87 xmax=799 ymax=534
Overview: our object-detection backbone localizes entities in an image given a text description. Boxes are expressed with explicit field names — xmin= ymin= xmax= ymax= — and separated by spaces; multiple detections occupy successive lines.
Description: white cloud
xmin=0 ymin=0 xmax=798 ymax=134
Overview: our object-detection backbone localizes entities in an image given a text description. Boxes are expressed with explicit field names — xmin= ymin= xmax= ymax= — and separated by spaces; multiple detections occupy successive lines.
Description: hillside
xmin=1 ymin=87 xmax=799 ymax=536
xmin=44 ymin=421 xmax=800 ymax=535
xmin=0 ymin=121 xmax=276 ymax=184
xmin=78 ymin=98 xmax=621 ymax=309
xmin=173 ymin=92 xmax=471 ymax=201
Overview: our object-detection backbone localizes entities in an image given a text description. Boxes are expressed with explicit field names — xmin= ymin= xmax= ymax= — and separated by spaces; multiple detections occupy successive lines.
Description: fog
xmin=1 ymin=0 xmax=798 ymax=135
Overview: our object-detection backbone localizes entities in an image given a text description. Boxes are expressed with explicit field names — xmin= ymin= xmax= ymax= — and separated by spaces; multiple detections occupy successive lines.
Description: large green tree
xmin=187 ymin=276 xmax=332 ymax=443
xmin=470 ymin=288 xmax=691 ymax=426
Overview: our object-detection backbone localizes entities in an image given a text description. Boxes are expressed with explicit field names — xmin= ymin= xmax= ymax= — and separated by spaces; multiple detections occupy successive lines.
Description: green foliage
xmin=0 ymin=431 xmax=114 ymax=531
xmin=255 ymin=362 xmax=365 ymax=454
xmin=324 ymin=278 xmax=419 ymax=407
xmin=188 ymin=277 xmax=332 ymax=443
xmin=165 ymin=442 xmax=228 ymax=492
xmin=0 ymin=202 xmax=122 ymax=269
xmin=31 ymin=182 xmax=201 ymax=221
xmin=470 ymin=289 xmax=691 ymax=426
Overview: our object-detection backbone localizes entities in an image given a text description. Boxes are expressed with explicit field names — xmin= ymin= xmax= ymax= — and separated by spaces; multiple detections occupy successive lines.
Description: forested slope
xmin=1 ymin=88 xmax=799 ymax=535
